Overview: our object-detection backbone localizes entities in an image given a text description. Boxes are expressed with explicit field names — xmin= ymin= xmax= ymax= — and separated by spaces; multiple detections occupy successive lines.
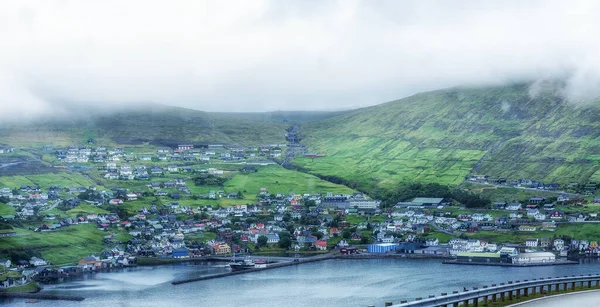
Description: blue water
xmin=4 ymin=259 xmax=600 ymax=307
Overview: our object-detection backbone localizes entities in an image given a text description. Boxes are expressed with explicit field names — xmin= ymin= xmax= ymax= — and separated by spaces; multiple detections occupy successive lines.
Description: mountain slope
xmin=0 ymin=105 xmax=341 ymax=147
xmin=295 ymin=82 xmax=600 ymax=191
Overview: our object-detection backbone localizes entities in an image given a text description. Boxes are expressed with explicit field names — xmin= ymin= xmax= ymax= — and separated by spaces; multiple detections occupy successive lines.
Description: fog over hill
xmin=3 ymin=1 xmax=600 ymax=121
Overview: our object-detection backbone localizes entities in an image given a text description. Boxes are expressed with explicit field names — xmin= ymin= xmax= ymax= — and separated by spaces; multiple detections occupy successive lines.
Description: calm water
xmin=4 ymin=259 xmax=600 ymax=307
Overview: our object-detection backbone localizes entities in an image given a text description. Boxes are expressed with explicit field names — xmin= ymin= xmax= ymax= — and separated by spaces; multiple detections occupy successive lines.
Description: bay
xmin=4 ymin=259 xmax=600 ymax=307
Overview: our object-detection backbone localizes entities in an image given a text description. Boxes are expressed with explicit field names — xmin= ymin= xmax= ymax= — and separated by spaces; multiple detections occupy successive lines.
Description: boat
xmin=229 ymin=258 xmax=256 ymax=271
xmin=253 ymin=259 xmax=267 ymax=269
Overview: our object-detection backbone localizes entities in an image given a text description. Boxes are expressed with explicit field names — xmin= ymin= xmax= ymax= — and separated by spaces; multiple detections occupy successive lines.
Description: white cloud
xmin=1 ymin=0 xmax=600 ymax=120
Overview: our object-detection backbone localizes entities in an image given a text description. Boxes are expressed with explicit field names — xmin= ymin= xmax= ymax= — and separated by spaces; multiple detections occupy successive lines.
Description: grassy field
xmin=0 ymin=224 xmax=105 ymax=265
xmin=0 ymin=172 xmax=99 ymax=190
xmin=111 ymin=165 xmax=357 ymax=213
xmin=0 ymin=204 xmax=15 ymax=215
xmin=466 ymin=223 xmax=600 ymax=243
xmin=0 ymin=281 xmax=40 ymax=293
xmin=66 ymin=204 xmax=110 ymax=217
xmin=225 ymin=165 xmax=356 ymax=197
xmin=461 ymin=182 xmax=560 ymax=202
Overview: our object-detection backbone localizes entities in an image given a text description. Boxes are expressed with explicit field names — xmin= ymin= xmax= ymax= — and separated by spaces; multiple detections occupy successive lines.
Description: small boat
xmin=26 ymin=300 xmax=38 ymax=304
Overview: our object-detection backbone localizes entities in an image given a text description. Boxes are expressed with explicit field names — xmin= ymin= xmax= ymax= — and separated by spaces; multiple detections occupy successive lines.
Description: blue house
xmin=172 ymin=248 xmax=190 ymax=259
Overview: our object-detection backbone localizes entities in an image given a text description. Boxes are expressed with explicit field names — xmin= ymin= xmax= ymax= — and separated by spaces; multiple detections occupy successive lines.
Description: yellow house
xmin=212 ymin=244 xmax=231 ymax=255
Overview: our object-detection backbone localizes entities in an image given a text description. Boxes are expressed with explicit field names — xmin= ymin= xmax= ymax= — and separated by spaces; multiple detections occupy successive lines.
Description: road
xmin=513 ymin=290 xmax=600 ymax=307
xmin=429 ymin=222 xmax=456 ymax=236
xmin=40 ymin=200 xmax=60 ymax=213
xmin=0 ymin=162 xmax=23 ymax=169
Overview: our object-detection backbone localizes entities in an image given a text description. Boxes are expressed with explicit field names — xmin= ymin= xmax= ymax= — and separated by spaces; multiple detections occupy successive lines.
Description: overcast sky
xmin=2 ymin=0 xmax=600 ymax=120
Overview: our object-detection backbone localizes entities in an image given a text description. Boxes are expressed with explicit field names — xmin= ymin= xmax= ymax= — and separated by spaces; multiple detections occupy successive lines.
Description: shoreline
xmin=0 ymin=292 xmax=85 ymax=301
xmin=442 ymin=259 xmax=578 ymax=266
xmin=5 ymin=253 xmax=589 ymax=301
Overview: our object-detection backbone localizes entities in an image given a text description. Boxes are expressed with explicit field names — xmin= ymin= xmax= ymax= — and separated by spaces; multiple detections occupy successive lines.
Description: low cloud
xmin=2 ymin=0 xmax=600 ymax=121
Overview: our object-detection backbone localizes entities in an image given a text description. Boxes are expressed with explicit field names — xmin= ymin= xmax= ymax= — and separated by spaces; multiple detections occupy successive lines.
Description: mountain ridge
xmin=294 ymin=82 xmax=600 ymax=192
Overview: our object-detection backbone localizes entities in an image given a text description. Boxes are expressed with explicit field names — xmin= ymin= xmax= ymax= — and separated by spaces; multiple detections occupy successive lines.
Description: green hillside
xmin=0 ymin=105 xmax=340 ymax=147
xmin=295 ymin=82 xmax=600 ymax=192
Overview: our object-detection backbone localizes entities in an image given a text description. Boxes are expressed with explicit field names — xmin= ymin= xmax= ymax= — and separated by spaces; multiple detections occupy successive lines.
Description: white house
xmin=29 ymin=257 xmax=48 ymax=267
xmin=553 ymin=239 xmax=565 ymax=251
xmin=425 ymin=238 xmax=439 ymax=246
xmin=525 ymin=239 xmax=539 ymax=248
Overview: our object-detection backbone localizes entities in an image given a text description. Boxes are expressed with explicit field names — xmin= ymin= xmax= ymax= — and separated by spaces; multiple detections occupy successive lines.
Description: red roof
xmin=315 ymin=240 xmax=327 ymax=247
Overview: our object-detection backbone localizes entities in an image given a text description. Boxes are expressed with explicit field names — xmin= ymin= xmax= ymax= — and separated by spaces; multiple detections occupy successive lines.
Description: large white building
xmin=511 ymin=252 xmax=555 ymax=264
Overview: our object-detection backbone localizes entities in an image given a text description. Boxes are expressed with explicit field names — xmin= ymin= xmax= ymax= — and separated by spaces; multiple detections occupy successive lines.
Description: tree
xmin=360 ymin=236 xmax=370 ymax=244
xmin=257 ymin=235 xmax=268 ymax=247
xmin=278 ymin=236 xmax=292 ymax=249
xmin=342 ymin=230 xmax=351 ymax=239
xmin=237 ymin=191 xmax=244 ymax=199
xmin=304 ymin=200 xmax=316 ymax=210
xmin=311 ymin=231 xmax=324 ymax=240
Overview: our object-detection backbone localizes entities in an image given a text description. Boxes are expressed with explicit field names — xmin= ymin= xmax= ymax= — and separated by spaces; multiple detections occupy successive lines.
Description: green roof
xmin=457 ymin=252 xmax=500 ymax=258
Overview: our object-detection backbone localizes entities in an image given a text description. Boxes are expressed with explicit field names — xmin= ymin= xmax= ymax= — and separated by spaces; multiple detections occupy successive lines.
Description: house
xmin=493 ymin=202 xmax=507 ymax=210
xmin=542 ymin=221 xmax=557 ymax=231
xmin=519 ymin=225 xmax=537 ymax=232
xmin=540 ymin=237 xmax=551 ymax=248
xmin=266 ymin=233 xmax=280 ymax=244
xmin=573 ymin=213 xmax=586 ymax=222
xmin=425 ymin=238 xmax=439 ymax=246
xmin=553 ymin=239 xmax=565 ymax=251
xmin=525 ymin=238 xmax=539 ymax=247
xmin=172 ymin=248 xmax=190 ymax=259
xmin=212 ymin=244 xmax=231 ymax=255
xmin=550 ymin=210 xmax=564 ymax=219
xmin=29 ymin=257 xmax=48 ymax=267
xmin=314 ymin=240 xmax=327 ymax=251
xmin=0 ymin=259 xmax=11 ymax=268
xmin=126 ymin=194 xmax=138 ymax=201
xmin=529 ymin=197 xmax=546 ymax=204
xmin=109 ymin=199 xmax=124 ymax=205
xmin=351 ymin=232 xmax=363 ymax=240
xmin=506 ymin=203 xmax=522 ymax=211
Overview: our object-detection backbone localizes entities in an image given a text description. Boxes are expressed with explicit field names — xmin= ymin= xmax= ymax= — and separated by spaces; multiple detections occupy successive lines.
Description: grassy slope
xmin=224 ymin=165 xmax=356 ymax=196
xmin=0 ymin=172 xmax=99 ymax=190
xmin=0 ymin=224 xmax=105 ymax=265
xmin=297 ymin=82 xmax=600 ymax=192
xmin=114 ymin=165 xmax=356 ymax=214
xmin=0 ymin=106 xmax=342 ymax=148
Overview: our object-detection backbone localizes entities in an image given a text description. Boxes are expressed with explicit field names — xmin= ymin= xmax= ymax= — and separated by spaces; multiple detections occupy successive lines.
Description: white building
xmin=525 ymin=239 xmax=539 ymax=248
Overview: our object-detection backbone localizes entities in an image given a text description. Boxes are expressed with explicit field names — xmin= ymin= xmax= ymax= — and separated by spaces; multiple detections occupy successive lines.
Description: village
xmin=3 ymin=144 xmax=600 ymax=290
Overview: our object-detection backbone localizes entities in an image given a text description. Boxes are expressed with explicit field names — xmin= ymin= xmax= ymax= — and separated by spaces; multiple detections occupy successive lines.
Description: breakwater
xmin=172 ymin=253 xmax=338 ymax=285
xmin=0 ymin=292 xmax=85 ymax=301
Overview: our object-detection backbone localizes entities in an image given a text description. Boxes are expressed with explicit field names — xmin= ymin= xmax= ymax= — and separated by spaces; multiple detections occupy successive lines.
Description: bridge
xmin=368 ymin=273 xmax=600 ymax=307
